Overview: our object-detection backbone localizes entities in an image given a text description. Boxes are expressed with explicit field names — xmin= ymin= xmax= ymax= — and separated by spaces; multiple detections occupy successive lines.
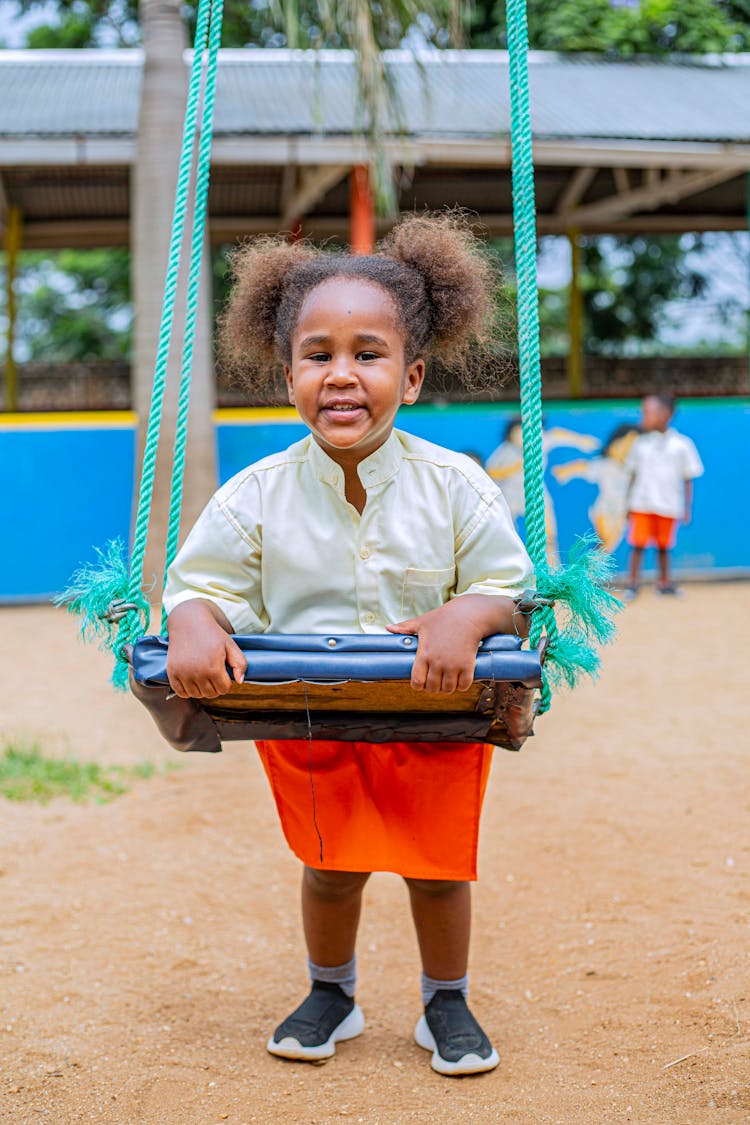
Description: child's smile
xmin=284 ymin=277 xmax=424 ymax=470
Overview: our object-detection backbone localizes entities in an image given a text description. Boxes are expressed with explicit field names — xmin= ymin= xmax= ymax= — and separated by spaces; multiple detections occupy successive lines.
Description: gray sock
xmin=421 ymin=970 xmax=469 ymax=1007
xmin=308 ymin=955 xmax=357 ymax=999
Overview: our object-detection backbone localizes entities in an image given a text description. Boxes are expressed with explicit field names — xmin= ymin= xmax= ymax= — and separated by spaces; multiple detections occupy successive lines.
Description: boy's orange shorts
xmin=628 ymin=511 xmax=677 ymax=550
xmin=255 ymin=738 xmax=493 ymax=881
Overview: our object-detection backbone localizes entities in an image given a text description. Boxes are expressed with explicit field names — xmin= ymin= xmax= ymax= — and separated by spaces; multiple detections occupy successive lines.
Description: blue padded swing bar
xmin=129 ymin=632 xmax=545 ymax=753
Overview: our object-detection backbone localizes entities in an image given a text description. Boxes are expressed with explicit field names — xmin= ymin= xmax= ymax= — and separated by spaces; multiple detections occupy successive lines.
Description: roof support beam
xmin=562 ymin=165 xmax=745 ymax=223
xmin=16 ymin=207 xmax=750 ymax=249
xmin=279 ymin=162 xmax=298 ymax=218
xmin=280 ymin=164 xmax=349 ymax=228
xmin=5 ymin=134 xmax=750 ymax=171
xmin=613 ymin=167 xmax=630 ymax=194
xmin=555 ymin=166 xmax=595 ymax=214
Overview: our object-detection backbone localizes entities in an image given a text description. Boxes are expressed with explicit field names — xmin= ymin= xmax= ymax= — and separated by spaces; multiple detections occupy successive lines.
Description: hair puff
xmin=219 ymin=237 xmax=318 ymax=372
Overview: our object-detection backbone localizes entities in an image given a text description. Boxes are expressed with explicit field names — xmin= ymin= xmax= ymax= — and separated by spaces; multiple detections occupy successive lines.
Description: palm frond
xmin=280 ymin=0 xmax=471 ymax=216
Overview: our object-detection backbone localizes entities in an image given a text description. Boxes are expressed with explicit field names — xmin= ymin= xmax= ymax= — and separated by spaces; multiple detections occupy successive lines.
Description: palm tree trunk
xmin=132 ymin=0 xmax=216 ymax=601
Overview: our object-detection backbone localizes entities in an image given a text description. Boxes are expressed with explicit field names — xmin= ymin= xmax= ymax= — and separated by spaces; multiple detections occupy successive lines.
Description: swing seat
xmin=128 ymin=632 xmax=544 ymax=753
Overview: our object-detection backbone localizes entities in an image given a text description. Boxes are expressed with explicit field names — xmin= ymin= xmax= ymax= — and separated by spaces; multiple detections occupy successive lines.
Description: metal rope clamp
xmin=513 ymin=589 xmax=556 ymax=615
xmin=103 ymin=599 xmax=142 ymax=624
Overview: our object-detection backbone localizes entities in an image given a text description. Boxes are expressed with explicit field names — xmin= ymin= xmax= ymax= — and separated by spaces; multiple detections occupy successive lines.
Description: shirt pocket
xmin=401 ymin=566 xmax=456 ymax=618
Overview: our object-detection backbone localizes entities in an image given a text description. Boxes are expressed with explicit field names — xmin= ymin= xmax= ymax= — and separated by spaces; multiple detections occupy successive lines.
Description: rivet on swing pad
xmin=129 ymin=633 xmax=544 ymax=754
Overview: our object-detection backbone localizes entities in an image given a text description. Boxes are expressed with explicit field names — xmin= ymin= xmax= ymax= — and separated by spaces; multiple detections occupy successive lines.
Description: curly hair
xmin=218 ymin=211 xmax=511 ymax=396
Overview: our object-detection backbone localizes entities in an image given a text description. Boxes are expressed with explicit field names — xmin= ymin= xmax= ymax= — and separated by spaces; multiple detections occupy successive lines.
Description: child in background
xmin=624 ymin=393 xmax=703 ymax=599
xmin=163 ymin=214 xmax=533 ymax=1075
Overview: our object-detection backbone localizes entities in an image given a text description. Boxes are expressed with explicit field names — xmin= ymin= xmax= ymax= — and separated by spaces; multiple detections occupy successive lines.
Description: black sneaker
xmin=415 ymin=989 xmax=499 ymax=1076
xmin=267 ymin=981 xmax=365 ymax=1061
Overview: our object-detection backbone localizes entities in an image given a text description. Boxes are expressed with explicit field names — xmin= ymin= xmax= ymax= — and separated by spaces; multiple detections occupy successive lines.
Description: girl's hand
xmin=166 ymin=599 xmax=247 ymax=699
xmin=387 ymin=593 xmax=518 ymax=694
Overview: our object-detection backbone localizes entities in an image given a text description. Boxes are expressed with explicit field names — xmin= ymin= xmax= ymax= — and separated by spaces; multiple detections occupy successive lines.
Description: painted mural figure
xmin=485 ymin=417 xmax=600 ymax=565
xmin=552 ymin=423 xmax=640 ymax=554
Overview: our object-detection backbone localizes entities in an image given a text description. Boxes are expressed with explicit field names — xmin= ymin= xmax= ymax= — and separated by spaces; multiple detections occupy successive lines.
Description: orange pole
xmin=287 ymin=218 xmax=303 ymax=243
xmin=349 ymin=165 xmax=375 ymax=254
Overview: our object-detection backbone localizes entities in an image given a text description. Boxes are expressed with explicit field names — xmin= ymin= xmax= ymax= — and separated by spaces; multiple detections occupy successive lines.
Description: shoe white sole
xmin=267 ymin=1004 xmax=365 ymax=1061
xmin=414 ymin=1015 xmax=500 ymax=1076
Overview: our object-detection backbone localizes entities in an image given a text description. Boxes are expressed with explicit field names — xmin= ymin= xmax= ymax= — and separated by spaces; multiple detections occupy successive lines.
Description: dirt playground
xmin=1 ymin=584 xmax=749 ymax=1124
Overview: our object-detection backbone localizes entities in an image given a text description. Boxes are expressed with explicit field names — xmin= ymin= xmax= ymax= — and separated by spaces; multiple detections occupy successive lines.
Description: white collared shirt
xmin=163 ymin=429 xmax=533 ymax=634
xmin=626 ymin=428 xmax=704 ymax=519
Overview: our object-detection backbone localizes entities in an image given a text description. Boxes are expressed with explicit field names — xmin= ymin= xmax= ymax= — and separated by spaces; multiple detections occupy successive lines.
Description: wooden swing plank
xmin=214 ymin=679 xmax=488 ymax=713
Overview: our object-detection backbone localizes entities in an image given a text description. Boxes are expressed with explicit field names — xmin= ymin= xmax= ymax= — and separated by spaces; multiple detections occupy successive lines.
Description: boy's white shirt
xmin=163 ymin=429 xmax=533 ymax=635
xmin=626 ymin=427 xmax=704 ymax=520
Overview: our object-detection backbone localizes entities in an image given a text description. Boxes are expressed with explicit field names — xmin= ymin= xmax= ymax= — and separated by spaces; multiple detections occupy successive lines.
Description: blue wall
xmin=218 ymin=399 xmax=750 ymax=578
xmin=0 ymin=418 xmax=136 ymax=602
xmin=1 ymin=399 xmax=748 ymax=601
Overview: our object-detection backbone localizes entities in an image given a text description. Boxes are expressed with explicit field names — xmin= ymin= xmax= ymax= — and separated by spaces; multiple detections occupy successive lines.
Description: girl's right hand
xmin=166 ymin=599 xmax=247 ymax=699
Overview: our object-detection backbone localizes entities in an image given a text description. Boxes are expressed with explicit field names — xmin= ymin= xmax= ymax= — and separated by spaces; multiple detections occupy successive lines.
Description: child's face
xmin=284 ymin=277 xmax=424 ymax=466
xmin=641 ymin=396 xmax=672 ymax=432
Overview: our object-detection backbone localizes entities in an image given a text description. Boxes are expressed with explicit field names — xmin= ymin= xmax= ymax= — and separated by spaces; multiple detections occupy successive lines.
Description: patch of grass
xmin=0 ymin=743 xmax=174 ymax=805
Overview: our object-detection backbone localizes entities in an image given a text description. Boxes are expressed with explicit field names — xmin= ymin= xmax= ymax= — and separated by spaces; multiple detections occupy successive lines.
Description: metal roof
xmin=2 ymin=49 xmax=749 ymax=244
xmin=2 ymin=48 xmax=750 ymax=144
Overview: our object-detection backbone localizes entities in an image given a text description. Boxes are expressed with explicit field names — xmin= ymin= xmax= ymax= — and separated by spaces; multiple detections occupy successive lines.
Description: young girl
xmin=163 ymin=213 xmax=533 ymax=1076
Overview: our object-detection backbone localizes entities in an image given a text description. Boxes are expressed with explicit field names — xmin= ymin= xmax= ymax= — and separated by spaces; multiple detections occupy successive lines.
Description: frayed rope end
xmin=536 ymin=534 xmax=623 ymax=692
xmin=54 ymin=539 xmax=148 ymax=690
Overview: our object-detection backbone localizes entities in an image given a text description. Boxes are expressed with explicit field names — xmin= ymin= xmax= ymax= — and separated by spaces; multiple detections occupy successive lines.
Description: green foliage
xmin=26 ymin=14 xmax=98 ymax=47
xmin=537 ymin=287 xmax=570 ymax=356
xmin=14 ymin=0 xmax=463 ymax=51
xmin=13 ymin=0 xmax=750 ymax=53
xmin=0 ymin=742 xmax=168 ymax=804
xmin=15 ymin=0 xmax=139 ymax=47
xmin=472 ymin=0 xmax=750 ymax=52
xmin=15 ymin=248 xmax=132 ymax=361
xmin=580 ymin=234 xmax=709 ymax=353
xmin=528 ymin=0 xmax=748 ymax=55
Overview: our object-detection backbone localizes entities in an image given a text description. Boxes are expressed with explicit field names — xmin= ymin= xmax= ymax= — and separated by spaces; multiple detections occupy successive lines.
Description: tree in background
xmin=471 ymin=0 xmax=750 ymax=52
xmin=581 ymin=235 xmax=708 ymax=354
xmin=13 ymin=0 xmax=750 ymax=50
xmin=13 ymin=249 xmax=131 ymax=361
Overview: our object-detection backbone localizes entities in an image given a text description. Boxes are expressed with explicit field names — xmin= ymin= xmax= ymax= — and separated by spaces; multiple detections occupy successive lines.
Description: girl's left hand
xmin=388 ymin=607 xmax=477 ymax=692
xmin=387 ymin=592 xmax=522 ymax=694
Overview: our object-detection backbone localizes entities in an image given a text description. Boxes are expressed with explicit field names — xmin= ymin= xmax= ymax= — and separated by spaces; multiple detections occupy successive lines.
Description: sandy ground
xmin=1 ymin=584 xmax=749 ymax=1125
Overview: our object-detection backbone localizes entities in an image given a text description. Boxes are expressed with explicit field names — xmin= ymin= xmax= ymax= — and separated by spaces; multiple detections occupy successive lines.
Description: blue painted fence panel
xmin=217 ymin=400 xmax=750 ymax=577
xmin=1 ymin=399 xmax=747 ymax=601
xmin=0 ymin=423 xmax=135 ymax=602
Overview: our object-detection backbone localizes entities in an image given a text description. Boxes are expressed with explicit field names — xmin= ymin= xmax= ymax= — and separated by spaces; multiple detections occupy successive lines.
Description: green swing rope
xmin=57 ymin=0 xmax=223 ymax=687
xmin=506 ymin=0 xmax=620 ymax=709
xmin=161 ymin=0 xmax=224 ymax=629
xmin=60 ymin=0 xmax=619 ymax=704
xmin=506 ymin=0 xmax=557 ymax=711
xmin=128 ymin=0 xmax=224 ymax=647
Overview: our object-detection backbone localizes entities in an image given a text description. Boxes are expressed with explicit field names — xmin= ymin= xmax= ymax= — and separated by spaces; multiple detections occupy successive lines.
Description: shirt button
xmin=362 ymin=611 xmax=375 ymax=624
xmin=359 ymin=546 xmax=370 ymax=560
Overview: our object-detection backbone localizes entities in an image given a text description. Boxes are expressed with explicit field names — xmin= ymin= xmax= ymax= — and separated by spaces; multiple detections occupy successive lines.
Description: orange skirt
xmin=628 ymin=511 xmax=678 ymax=549
xmin=255 ymin=739 xmax=493 ymax=881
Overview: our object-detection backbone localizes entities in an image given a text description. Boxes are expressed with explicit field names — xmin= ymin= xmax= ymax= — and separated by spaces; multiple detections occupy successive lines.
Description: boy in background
xmin=624 ymin=393 xmax=703 ymax=599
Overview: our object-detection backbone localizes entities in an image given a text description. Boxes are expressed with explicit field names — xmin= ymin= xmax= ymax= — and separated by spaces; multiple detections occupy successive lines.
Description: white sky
xmin=0 ymin=1 xmax=52 ymax=46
